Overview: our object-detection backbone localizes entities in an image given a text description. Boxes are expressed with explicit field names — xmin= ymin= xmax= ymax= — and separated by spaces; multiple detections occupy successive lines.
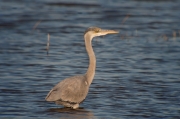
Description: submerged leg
xmin=55 ymin=100 xmax=79 ymax=109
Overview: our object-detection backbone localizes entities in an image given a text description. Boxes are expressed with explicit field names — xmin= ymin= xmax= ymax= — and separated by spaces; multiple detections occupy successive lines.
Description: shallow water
xmin=0 ymin=0 xmax=180 ymax=119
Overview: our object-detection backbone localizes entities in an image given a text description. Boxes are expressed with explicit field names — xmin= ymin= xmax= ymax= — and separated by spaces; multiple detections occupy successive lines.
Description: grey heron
xmin=45 ymin=27 xmax=119 ymax=109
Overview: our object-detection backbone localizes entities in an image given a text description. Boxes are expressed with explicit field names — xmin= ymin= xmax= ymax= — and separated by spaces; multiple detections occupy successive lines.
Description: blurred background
xmin=0 ymin=0 xmax=180 ymax=119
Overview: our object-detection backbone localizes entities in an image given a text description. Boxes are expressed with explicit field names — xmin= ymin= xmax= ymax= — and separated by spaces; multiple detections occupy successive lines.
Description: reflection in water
xmin=47 ymin=107 xmax=94 ymax=119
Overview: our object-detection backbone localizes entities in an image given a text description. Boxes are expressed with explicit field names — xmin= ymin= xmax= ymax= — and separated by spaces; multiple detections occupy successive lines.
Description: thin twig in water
xmin=33 ymin=20 xmax=41 ymax=30
xmin=119 ymin=14 xmax=130 ymax=40
xmin=173 ymin=31 xmax=176 ymax=40
xmin=47 ymin=33 xmax=50 ymax=55
xmin=135 ymin=29 xmax=138 ymax=36
xmin=162 ymin=34 xmax=168 ymax=41
xmin=120 ymin=14 xmax=130 ymax=26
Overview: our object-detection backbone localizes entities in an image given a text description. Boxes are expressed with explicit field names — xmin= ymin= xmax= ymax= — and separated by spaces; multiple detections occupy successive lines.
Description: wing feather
xmin=45 ymin=75 xmax=89 ymax=103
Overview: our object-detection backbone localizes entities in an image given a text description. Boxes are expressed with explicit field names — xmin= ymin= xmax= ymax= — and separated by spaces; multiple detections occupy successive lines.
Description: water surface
xmin=0 ymin=0 xmax=180 ymax=119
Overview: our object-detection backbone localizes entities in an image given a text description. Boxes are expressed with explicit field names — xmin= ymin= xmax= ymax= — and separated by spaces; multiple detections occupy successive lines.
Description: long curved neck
xmin=84 ymin=35 xmax=96 ymax=85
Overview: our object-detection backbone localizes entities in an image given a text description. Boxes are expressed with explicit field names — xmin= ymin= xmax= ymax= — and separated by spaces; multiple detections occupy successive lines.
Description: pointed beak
xmin=98 ymin=29 xmax=119 ymax=36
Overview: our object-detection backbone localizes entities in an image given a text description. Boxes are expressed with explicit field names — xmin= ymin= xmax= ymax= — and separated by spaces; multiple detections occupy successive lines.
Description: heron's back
xmin=45 ymin=75 xmax=89 ymax=104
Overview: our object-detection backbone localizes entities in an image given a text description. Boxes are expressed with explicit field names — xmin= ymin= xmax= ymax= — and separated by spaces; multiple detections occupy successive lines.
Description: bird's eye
xmin=95 ymin=29 xmax=100 ymax=33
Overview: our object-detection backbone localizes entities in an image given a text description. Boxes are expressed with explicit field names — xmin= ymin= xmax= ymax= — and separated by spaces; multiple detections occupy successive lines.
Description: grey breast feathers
xmin=45 ymin=75 xmax=89 ymax=104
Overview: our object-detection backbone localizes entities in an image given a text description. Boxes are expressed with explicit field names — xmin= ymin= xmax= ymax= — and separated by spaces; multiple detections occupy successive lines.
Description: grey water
xmin=0 ymin=0 xmax=180 ymax=119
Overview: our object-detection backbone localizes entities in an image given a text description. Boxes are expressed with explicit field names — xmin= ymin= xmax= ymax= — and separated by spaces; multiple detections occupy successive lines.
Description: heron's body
xmin=45 ymin=27 xmax=118 ymax=109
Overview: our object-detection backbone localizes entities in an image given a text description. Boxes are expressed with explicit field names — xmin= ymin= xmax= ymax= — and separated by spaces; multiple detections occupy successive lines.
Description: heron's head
xmin=84 ymin=27 xmax=119 ymax=39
